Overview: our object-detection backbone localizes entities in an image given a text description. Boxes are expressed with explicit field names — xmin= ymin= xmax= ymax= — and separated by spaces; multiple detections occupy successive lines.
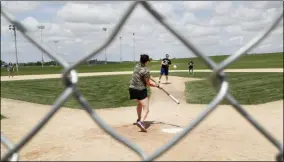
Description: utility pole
xmin=9 ymin=24 xmax=19 ymax=72
xmin=120 ymin=36 xmax=122 ymax=63
xmin=103 ymin=27 xmax=107 ymax=64
xmin=133 ymin=32 xmax=135 ymax=63
xmin=37 ymin=25 xmax=45 ymax=68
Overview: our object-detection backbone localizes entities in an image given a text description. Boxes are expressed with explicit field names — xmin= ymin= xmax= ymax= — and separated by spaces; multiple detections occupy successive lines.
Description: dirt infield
xmin=1 ymin=70 xmax=283 ymax=161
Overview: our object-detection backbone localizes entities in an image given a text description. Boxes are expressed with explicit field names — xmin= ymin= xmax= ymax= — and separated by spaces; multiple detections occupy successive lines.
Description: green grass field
xmin=1 ymin=75 xmax=152 ymax=109
xmin=1 ymin=72 xmax=283 ymax=110
xmin=175 ymin=72 xmax=283 ymax=105
xmin=1 ymin=52 xmax=283 ymax=76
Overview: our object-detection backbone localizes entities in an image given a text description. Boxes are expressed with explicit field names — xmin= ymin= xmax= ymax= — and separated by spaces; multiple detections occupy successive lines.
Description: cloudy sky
xmin=1 ymin=1 xmax=283 ymax=63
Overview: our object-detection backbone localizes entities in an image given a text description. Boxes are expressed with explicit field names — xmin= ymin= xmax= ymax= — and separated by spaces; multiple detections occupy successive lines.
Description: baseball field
xmin=1 ymin=52 xmax=283 ymax=76
xmin=1 ymin=53 xmax=283 ymax=161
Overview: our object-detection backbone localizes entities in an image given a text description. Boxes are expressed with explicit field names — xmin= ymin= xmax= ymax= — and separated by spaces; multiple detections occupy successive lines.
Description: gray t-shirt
xmin=129 ymin=63 xmax=150 ymax=90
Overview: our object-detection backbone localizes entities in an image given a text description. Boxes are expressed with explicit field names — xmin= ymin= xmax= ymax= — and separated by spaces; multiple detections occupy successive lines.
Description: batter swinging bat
xmin=150 ymin=78 xmax=180 ymax=104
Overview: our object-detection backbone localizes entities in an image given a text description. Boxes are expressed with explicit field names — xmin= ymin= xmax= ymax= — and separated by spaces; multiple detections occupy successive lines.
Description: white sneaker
xmin=137 ymin=121 xmax=147 ymax=132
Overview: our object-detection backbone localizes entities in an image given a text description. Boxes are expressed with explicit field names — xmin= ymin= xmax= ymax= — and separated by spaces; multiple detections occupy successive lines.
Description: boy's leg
xmin=159 ymin=74 xmax=162 ymax=83
xmin=136 ymin=100 xmax=142 ymax=121
xmin=140 ymin=97 xmax=149 ymax=122
xmin=159 ymin=68 xmax=164 ymax=83
xmin=165 ymin=68 xmax=169 ymax=82
xmin=136 ymin=97 xmax=149 ymax=132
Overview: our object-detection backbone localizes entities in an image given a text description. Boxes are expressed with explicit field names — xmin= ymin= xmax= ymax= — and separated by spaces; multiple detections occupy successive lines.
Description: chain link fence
xmin=1 ymin=1 xmax=283 ymax=161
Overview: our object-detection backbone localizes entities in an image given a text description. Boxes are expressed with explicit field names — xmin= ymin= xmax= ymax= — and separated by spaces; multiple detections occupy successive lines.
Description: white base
xmin=161 ymin=128 xmax=183 ymax=134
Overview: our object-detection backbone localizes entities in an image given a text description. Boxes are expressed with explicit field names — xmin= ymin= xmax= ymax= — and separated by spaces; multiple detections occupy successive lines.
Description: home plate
xmin=161 ymin=128 xmax=183 ymax=134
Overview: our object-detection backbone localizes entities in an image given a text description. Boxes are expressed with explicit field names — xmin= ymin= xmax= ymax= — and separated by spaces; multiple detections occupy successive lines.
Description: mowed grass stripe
xmin=182 ymin=73 xmax=283 ymax=105
xmin=1 ymin=73 xmax=283 ymax=109
xmin=1 ymin=75 xmax=149 ymax=109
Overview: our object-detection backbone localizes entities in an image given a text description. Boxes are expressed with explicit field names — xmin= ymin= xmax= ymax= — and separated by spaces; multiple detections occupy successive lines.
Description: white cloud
xmin=232 ymin=5 xmax=264 ymax=21
xmin=259 ymin=44 xmax=271 ymax=49
xmin=183 ymin=1 xmax=213 ymax=11
xmin=214 ymin=1 xmax=232 ymax=14
xmin=194 ymin=36 xmax=221 ymax=46
xmin=57 ymin=2 xmax=127 ymax=25
xmin=185 ymin=25 xmax=221 ymax=37
xmin=1 ymin=1 xmax=40 ymax=14
xmin=150 ymin=1 xmax=175 ymax=18
xmin=180 ymin=12 xmax=197 ymax=25
xmin=251 ymin=1 xmax=283 ymax=9
xmin=21 ymin=17 xmax=40 ymax=32
xmin=1 ymin=16 xmax=10 ymax=35
xmin=1 ymin=1 xmax=283 ymax=63
xmin=207 ymin=15 xmax=236 ymax=27
xmin=240 ymin=20 xmax=268 ymax=32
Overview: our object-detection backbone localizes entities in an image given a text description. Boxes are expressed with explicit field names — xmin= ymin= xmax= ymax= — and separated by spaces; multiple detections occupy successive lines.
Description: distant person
xmin=7 ymin=62 xmax=14 ymax=78
xmin=159 ymin=54 xmax=172 ymax=84
xmin=188 ymin=60 xmax=194 ymax=74
xmin=129 ymin=54 xmax=160 ymax=132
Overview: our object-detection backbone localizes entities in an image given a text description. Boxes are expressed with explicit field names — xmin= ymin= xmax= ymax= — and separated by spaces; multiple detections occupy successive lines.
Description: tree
xmin=0 ymin=60 xmax=6 ymax=66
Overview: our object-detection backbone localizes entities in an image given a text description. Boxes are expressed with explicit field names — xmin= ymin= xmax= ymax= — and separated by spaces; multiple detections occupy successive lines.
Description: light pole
xmin=133 ymin=32 xmax=135 ymax=63
xmin=37 ymin=25 xmax=45 ymax=68
xmin=119 ymin=36 xmax=122 ymax=63
xmin=9 ymin=24 xmax=19 ymax=71
xmin=103 ymin=27 xmax=107 ymax=64
xmin=53 ymin=40 xmax=59 ymax=66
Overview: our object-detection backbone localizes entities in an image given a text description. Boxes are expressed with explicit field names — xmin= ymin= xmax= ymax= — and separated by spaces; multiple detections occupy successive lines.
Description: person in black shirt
xmin=188 ymin=60 xmax=194 ymax=74
xmin=159 ymin=54 xmax=171 ymax=83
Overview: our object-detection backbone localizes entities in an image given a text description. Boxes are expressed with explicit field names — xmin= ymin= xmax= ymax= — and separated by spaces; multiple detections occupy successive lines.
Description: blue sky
xmin=1 ymin=1 xmax=283 ymax=63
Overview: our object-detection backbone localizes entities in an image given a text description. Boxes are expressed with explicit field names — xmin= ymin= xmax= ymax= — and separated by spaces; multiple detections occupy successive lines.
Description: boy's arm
xmin=144 ymin=71 xmax=159 ymax=87
xmin=168 ymin=60 xmax=172 ymax=65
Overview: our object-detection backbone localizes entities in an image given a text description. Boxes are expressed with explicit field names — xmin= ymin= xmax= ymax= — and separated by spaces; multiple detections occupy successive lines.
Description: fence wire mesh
xmin=1 ymin=1 xmax=283 ymax=161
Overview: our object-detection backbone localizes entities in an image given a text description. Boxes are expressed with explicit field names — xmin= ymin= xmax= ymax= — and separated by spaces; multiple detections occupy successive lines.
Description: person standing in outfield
xmin=159 ymin=54 xmax=171 ymax=84
xmin=188 ymin=60 xmax=194 ymax=74
xmin=7 ymin=62 xmax=14 ymax=78
xmin=129 ymin=54 xmax=160 ymax=132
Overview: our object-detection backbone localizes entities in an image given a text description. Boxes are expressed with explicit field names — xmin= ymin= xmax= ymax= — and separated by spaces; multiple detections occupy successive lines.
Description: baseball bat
xmin=150 ymin=78 xmax=180 ymax=104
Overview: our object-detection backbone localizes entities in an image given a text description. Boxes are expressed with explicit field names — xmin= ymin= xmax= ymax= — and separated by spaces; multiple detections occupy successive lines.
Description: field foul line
xmin=0 ymin=68 xmax=283 ymax=82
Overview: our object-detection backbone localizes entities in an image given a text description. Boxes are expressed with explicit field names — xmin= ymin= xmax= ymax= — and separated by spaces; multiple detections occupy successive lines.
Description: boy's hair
xmin=140 ymin=54 xmax=150 ymax=64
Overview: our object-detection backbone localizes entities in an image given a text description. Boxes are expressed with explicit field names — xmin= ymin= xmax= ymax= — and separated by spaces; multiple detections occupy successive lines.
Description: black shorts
xmin=129 ymin=88 xmax=148 ymax=100
xmin=189 ymin=66 xmax=193 ymax=69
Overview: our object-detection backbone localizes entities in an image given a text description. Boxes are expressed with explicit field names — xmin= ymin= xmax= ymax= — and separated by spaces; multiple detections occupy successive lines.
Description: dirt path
xmin=1 ymin=68 xmax=282 ymax=81
xmin=1 ymin=73 xmax=283 ymax=161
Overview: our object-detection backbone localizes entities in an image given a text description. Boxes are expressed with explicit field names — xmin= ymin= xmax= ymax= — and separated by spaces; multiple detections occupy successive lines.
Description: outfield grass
xmin=1 ymin=52 xmax=283 ymax=76
xmin=1 ymin=75 xmax=152 ymax=109
xmin=171 ymin=72 xmax=283 ymax=105
xmin=1 ymin=72 xmax=282 ymax=108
